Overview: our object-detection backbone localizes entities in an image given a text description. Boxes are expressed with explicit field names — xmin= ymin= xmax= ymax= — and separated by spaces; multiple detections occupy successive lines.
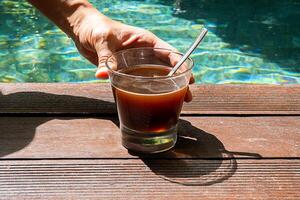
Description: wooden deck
xmin=0 ymin=83 xmax=299 ymax=199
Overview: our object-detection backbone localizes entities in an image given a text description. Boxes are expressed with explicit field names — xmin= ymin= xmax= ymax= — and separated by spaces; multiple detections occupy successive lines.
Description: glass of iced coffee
xmin=106 ymin=48 xmax=193 ymax=153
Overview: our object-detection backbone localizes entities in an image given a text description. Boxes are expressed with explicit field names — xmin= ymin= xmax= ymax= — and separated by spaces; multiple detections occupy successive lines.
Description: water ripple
xmin=0 ymin=0 xmax=299 ymax=83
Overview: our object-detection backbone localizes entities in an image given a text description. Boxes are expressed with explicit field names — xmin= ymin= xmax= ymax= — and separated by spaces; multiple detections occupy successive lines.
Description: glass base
xmin=121 ymin=125 xmax=177 ymax=154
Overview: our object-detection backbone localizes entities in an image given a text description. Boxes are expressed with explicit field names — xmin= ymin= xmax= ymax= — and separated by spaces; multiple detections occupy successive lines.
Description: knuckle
xmin=98 ymin=56 xmax=109 ymax=64
xmin=93 ymin=27 xmax=113 ymax=44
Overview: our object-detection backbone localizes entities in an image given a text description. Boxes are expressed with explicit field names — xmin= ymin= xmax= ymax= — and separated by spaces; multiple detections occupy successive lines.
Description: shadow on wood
xmin=0 ymin=91 xmax=117 ymax=158
xmin=138 ymin=120 xmax=262 ymax=186
xmin=0 ymin=88 xmax=116 ymax=114
xmin=0 ymin=117 xmax=47 ymax=158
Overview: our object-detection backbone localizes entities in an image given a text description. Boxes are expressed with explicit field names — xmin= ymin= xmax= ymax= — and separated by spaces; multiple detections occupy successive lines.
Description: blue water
xmin=0 ymin=0 xmax=299 ymax=83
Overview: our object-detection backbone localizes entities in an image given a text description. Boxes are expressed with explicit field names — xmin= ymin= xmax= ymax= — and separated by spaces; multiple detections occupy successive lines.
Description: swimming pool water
xmin=0 ymin=0 xmax=299 ymax=83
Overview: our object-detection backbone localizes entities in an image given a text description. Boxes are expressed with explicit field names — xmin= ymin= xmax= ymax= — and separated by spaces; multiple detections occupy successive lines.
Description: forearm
xmin=27 ymin=0 xmax=104 ymax=39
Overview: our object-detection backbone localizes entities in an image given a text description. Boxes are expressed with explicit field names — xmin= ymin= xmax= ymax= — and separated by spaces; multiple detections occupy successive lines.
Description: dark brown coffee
xmin=112 ymin=65 xmax=187 ymax=133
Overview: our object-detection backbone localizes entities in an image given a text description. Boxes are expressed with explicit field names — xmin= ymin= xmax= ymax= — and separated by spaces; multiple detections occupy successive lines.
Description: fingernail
xmin=95 ymin=66 xmax=109 ymax=79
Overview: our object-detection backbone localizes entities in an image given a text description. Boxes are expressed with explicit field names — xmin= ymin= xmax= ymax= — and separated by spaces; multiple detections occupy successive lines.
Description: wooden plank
xmin=1 ymin=83 xmax=299 ymax=115
xmin=0 ymin=83 xmax=116 ymax=114
xmin=186 ymin=84 xmax=300 ymax=115
xmin=0 ymin=116 xmax=299 ymax=159
xmin=0 ymin=159 xmax=299 ymax=199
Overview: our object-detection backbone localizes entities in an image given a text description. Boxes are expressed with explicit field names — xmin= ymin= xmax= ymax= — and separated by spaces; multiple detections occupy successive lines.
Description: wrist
xmin=60 ymin=1 xmax=92 ymax=39
xmin=66 ymin=4 xmax=111 ymax=41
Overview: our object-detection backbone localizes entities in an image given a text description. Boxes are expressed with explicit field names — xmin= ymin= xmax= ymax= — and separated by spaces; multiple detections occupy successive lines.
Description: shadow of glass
xmin=0 ymin=91 xmax=117 ymax=158
xmin=133 ymin=119 xmax=262 ymax=186
xmin=1 ymin=90 xmax=262 ymax=186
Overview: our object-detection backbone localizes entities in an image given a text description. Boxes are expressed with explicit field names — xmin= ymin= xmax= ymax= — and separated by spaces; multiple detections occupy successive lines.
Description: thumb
xmin=95 ymin=44 xmax=113 ymax=79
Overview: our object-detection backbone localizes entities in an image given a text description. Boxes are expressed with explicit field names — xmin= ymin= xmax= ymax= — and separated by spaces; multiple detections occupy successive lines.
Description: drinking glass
xmin=106 ymin=47 xmax=193 ymax=153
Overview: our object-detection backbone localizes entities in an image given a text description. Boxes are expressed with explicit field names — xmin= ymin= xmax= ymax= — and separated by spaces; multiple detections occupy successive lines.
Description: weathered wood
xmin=0 ymin=83 xmax=115 ymax=114
xmin=1 ymin=116 xmax=299 ymax=159
xmin=0 ymin=159 xmax=299 ymax=199
xmin=1 ymin=84 xmax=299 ymax=199
xmin=1 ymin=83 xmax=299 ymax=115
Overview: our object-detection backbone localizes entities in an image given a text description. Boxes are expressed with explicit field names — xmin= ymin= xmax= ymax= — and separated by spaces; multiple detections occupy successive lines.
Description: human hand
xmin=71 ymin=7 xmax=194 ymax=102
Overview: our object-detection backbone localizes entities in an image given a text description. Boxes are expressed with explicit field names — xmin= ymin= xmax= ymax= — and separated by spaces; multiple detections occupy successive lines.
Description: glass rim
xmin=105 ymin=47 xmax=194 ymax=80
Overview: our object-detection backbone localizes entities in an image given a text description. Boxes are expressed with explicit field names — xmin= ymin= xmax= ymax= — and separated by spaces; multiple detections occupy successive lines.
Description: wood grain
xmin=1 ymin=83 xmax=299 ymax=115
xmin=1 ymin=83 xmax=299 ymax=199
xmin=0 ymin=116 xmax=299 ymax=159
xmin=0 ymin=159 xmax=299 ymax=199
